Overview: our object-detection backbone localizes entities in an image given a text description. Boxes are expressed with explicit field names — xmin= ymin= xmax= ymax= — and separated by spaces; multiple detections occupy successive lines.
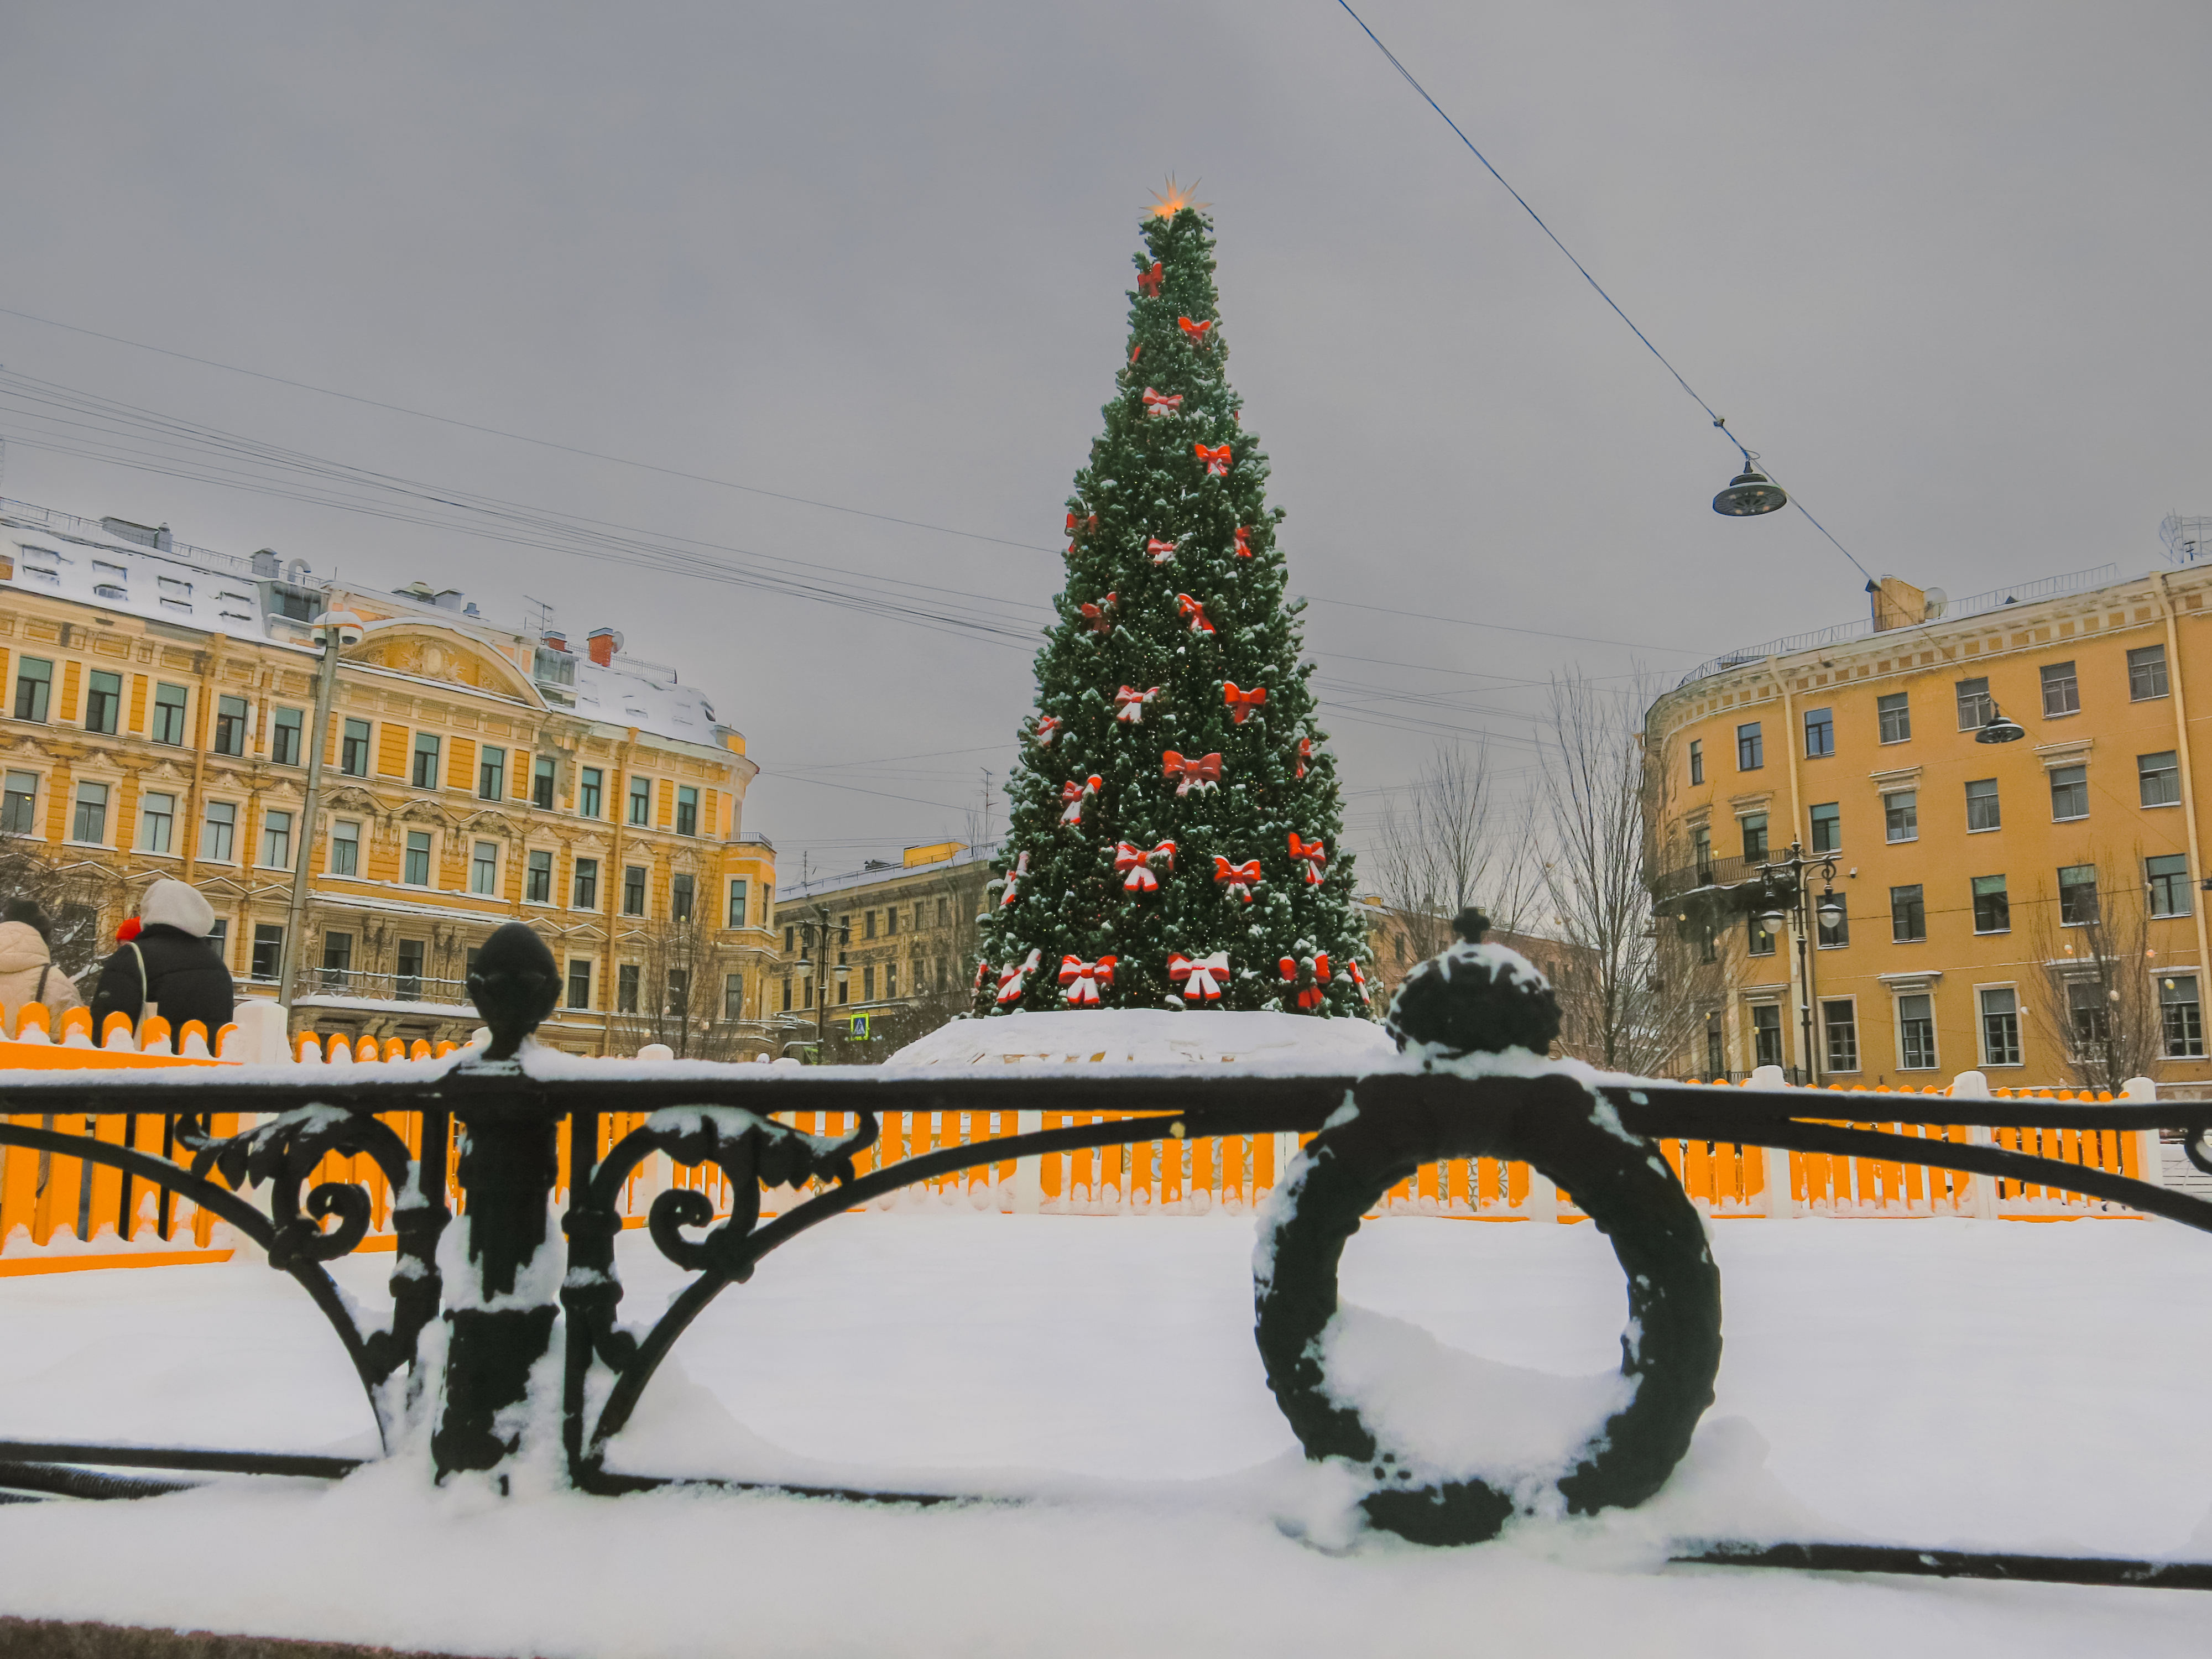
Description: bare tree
xmin=1541 ymin=670 xmax=1720 ymax=1073
xmin=610 ymin=898 xmax=753 ymax=1061
xmin=1373 ymin=744 xmax=1543 ymax=964
xmin=0 ymin=835 xmax=122 ymax=979
xmin=2026 ymin=857 xmax=2163 ymax=1093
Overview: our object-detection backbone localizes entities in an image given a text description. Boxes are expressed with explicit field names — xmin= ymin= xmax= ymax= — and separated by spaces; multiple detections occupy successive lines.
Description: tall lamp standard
xmin=1749 ymin=839 xmax=1844 ymax=1086
xmin=788 ymin=900 xmax=851 ymax=1062
xmin=275 ymin=609 xmax=364 ymax=1014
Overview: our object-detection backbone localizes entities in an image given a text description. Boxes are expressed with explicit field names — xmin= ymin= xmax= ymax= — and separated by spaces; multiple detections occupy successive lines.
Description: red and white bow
xmin=1278 ymin=952 xmax=1332 ymax=1011
xmin=1060 ymin=775 xmax=1102 ymax=825
xmin=1146 ymin=538 xmax=1178 ymax=563
xmin=1162 ymin=750 xmax=1223 ymax=796
xmin=1175 ymin=593 xmax=1216 ymax=634
xmin=999 ymin=851 xmax=1029 ymax=908
xmin=1234 ymin=525 xmax=1253 ymax=559
xmin=1288 ymin=832 xmax=1328 ymax=884
xmin=1114 ymin=684 xmax=1161 ymax=723
xmin=1212 ymin=855 xmax=1262 ymax=904
xmin=997 ymin=948 xmax=1042 ymax=1005
xmin=1141 ymin=388 xmax=1182 ymax=417
xmin=1114 ymin=839 xmax=1176 ymax=893
xmin=1296 ymin=736 xmax=1313 ymax=779
xmin=1168 ymin=951 xmax=1230 ymax=1004
xmin=1177 ymin=316 xmax=1213 ymax=342
xmin=1032 ymin=714 xmax=1061 ymax=747
xmin=1058 ymin=954 xmax=1117 ymax=1005
xmin=1137 ymin=260 xmax=1164 ymax=297
xmin=1223 ymin=682 xmax=1268 ymax=723
xmin=1080 ymin=593 xmax=1118 ymax=634
xmin=1064 ymin=510 xmax=1096 ymax=539
xmin=1194 ymin=443 xmax=1232 ymax=477
xmin=1347 ymin=958 xmax=1371 ymax=1007
xmin=973 ymin=959 xmax=991 ymax=995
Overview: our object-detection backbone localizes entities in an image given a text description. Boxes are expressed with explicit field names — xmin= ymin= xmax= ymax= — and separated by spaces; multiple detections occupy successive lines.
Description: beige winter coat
xmin=0 ymin=919 xmax=84 ymax=1032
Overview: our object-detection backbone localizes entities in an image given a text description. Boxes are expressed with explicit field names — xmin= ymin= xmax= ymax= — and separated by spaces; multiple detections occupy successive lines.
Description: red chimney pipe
xmin=587 ymin=627 xmax=620 ymax=667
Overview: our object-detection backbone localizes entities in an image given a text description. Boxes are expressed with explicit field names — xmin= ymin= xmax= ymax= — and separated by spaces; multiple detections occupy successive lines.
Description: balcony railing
xmin=301 ymin=969 xmax=474 ymax=1006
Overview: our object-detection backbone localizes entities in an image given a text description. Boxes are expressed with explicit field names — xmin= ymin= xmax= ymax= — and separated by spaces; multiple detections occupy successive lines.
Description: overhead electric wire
xmin=1298 ymin=592 xmax=1691 ymax=654
xmin=1333 ymin=0 xmax=1881 ymax=589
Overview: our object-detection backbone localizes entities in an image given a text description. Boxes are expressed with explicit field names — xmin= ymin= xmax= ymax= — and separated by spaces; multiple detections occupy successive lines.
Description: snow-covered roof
xmin=885 ymin=1007 xmax=1396 ymax=1069
xmin=568 ymin=654 xmax=721 ymax=744
xmin=2 ymin=504 xmax=273 ymax=639
xmin=785 ymin=841 xmax=1005 ymax=904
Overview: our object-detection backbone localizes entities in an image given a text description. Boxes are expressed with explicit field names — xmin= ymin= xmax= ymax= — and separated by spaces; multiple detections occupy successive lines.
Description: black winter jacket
xmin=89 ymin=924 xmax=236 ymax=1045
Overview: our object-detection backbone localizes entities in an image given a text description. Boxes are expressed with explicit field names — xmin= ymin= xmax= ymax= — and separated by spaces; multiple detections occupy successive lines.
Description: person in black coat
xmin=90 ymin=878 xmax=235 ymax=1044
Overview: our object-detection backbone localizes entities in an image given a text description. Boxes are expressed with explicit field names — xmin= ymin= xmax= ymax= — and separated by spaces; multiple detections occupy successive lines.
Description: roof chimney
xmin=541 ymin=630 xmax=567 ymax=653
xmin=587 ymin=627 xmax=622 ymax=667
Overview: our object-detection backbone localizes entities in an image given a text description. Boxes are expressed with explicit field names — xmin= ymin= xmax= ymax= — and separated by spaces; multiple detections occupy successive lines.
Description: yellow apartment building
xmin=0 ymin=498 xmax=780 ymax=1054
xmin=1646 ymin=560 xmax=2212 ymax=1088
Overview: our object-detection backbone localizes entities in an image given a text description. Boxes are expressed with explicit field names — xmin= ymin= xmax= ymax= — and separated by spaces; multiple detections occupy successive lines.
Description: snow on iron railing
xmin=0 ymin=497 xmax=264 ymax=578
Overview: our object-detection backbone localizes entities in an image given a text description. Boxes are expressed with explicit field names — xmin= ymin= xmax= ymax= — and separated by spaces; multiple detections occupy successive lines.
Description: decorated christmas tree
xmin=977 ymin=185 xmax=1369 ymax=1018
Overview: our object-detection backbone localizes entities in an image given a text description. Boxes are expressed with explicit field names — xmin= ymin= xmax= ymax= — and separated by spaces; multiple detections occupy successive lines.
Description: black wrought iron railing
xmin=4 ymin=922 xmax=2211 ymax=1593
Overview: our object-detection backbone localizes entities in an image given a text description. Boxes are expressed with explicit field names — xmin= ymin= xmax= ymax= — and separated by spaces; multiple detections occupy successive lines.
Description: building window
xmin=617 ymin=963 xmax=640 ymax=1014
xmin=1692 ymin=826 xmax=1713 ymax=880
xmin=887 ymin=962 xmax=900 ymax=998
xmin=1877 ymin=692 xmax=1911 ymax=744
xmin=526 ymin=849 xmax=552 ymax=904
xmin=404 ymin=830 xmax=432 ymax=886
xmin=676 ymin=786 xmax=698 ymax=837
xmin=1704 ymin=1027 xmax=1725 ymax=1078
xmin=1688 ymin=739 xmax=1703 ymax=785
xmin=206 ymin=918 xmax=228 ymax=967
xmin=396 ymin=939 xmax=425 ymax=1001
xmin=533 ymin=756 xmax=556 ymax=811
xmin=1751 ymin=1004 xmax=1783 ymax=1068
xmin=1891 ymin=884 xmax=1926 ymax=943
xmin=666 ymin=968 xmax=690 ymax=1016
xmin=2050 ymin=764 xmax=2088 ymax=821
xmin=863 ymin=964 xmax=875 ymax=1000
xmin=1740 ymin=813 xmax=1767 ymax=862
xmin=1817 ymin=899 xmax=1849 ymax=948
xmin=628 ymin=776 xmax=651 ymax=826
xmin=1 ymin=771 xmax=33 ymax=835
xmin=12 ymin=657 xmax=52 ymax=723
xmin=202 ymin=800 xmax=236 ymax=863
xmin=138 ymin=791 xmax=175 ymax=854
xmin=320 ymin=931 xmax=353 ymax=991
xmin=260 ymin=809 xmax=293 ymax=869
xmin=413 ymin=733 xmax=441 ymax=789
xmin=2129 ymin=643 xmax=2169 ymax=701
xmin=728 ymin=879 xmax=749 ymax=927
xmin=2147 ymin=853 xmax=2192 ymax=918
xmin=2058 ymin=863 xmax=2099 ymax=925
xmin=1955 ymin=677 xmax=1991 ymax=731
xmin=579 ymin=767 xmax=603 ymax=818
xmin=1808 ymin=802 xmax=1840 ymax=854
xmin=1884 ymin=790 xmax=1918 ymax=843
xmin=469 ymin=841 xmax=498 ymax=895
xmin=1958 ymin=776 xmax=2000 ymax=833
xmin=567 ymin=959 xmax=593 ymax=1010
xmin=2040 ymin=661 xmax=2079 ymax=717
xmin=330 ymin=819 xmax=360 ymax=876
xmin=723 ymin=973 xmax=744 ymax=1021
xmin=784 ymin=925 xmax=796 ymax=953
xmin=1979 ymin=987 xmax=2022 ymax=1067
xmin=782 ymin=977 xmax=793 ymax=1013
xmin=251 ymin=924 xmax=283 ymax=984
xmin=341 ymin=718 xmax=371 ymax=776
xmin=838 ymin=968 xmax=850 ymax=1005
xmin=864 ymin=910 xmax=878 ymax=941
xmin=1735 ymin=722 xmax=1762 ymax=770
xmin=151 ymin=682 xmax=187 ymax=745
xmin=479 ymin=746 xmax=506 ymax=801
xmin=623 ymin=865 xmax=646 ymax=916
xmin=885 ymin=906 xmax=898 ymax=938
xmin=68 ymin=781 xmax=107 ymax=844
xmin=936 ymin=898 xmax=948 ymax=926
xmin=213 ymin=695 xmax=249 ymax=756
xmin=2162 ymin=976 xmax=2205 ymax=1058
xmin=2068 ymin=979 xmax=2110 ymax=1052
xmin=270 ymin=707 xmax=303 ymax=766
xmin=1747 ymin=914 xmax=1776 ymax=957
xmin=1898 ymin=993 xmax=1937 ymax=1070
xmin=1802 ymin=707 xmax=1833 ymax=758
xmin=1971 ymin=874 xmax=2009 ymax=933
xmin=1822 ymin=1000 xmax=1858 ymax=1072
xmin=2139 ymin=750 xmax=2180 ymax=808
xmin=573 ymin=858 xmax=598 ymax=909
xmin=671 ymin=872 xmax=695 ymax=922
xmin=84 ymin=670 xmax=122 ymax=736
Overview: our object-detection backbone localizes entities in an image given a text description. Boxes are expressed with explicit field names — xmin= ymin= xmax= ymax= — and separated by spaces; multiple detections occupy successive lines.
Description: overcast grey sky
xmin=2 ymin=2 xmax=2205 ymax=880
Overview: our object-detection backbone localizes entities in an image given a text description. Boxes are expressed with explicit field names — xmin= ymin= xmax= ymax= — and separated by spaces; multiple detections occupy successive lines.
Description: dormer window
xmin=93 ymin=560 xmax=128 ymax=583
xmin=158 ymin=576 xmax=192 ymax=598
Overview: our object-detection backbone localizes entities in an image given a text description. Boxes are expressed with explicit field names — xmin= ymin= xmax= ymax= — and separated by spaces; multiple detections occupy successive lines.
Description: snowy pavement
xmin=1 ymin=1212 xmax=2209 ymax=1655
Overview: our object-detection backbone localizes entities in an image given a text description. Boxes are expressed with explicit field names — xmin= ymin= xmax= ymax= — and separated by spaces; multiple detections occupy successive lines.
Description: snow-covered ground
xmin=1 ymin=1213 xmax=2209 ymax=1655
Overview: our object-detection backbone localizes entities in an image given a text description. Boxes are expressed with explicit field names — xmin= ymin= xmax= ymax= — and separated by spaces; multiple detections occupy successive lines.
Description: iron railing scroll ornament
xmin=3 ymin=916 xmax=2212 ymax=1592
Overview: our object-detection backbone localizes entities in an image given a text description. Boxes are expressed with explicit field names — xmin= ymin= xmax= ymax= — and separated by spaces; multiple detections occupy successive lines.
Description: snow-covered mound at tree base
xmin=885 ymin=1008 xmax=1396 ymax=1068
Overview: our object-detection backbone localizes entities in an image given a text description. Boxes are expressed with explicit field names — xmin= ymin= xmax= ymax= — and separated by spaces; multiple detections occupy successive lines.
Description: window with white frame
xmin=2 ymin=771 xmax=38 ymax=836
xmin=1822 ymin=999 xmax=1858 ymax=1072
xmin=1979 ymin=986 xmax=2022 ymax=1067
xmin=330 ymin=819 xmax=361 ymax=876
xmin=70 ymin=781 xmax=108 ymax=844
xmin=469 ymin=841 xmax=498 ymax=896
xmin=1897 ymin=993 xmax=1937 ymax=1070
xmin=2162 ymin=975 xmax=2204 ymax=1058
xmin=201 ymin=800 xmax=236 ymax=863
xmin=260 ymin=809 xmax=293 ymax=869
xmin=138 ymin=791 xmax=175 ymax=854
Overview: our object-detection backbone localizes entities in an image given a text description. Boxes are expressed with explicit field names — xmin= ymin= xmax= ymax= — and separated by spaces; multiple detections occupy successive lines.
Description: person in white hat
xmin=89 ymin=878 xmax=234 ymax=1043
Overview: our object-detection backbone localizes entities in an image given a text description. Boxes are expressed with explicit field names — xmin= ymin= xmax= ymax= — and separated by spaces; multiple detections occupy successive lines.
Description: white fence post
xmin=1747 ymin=1066 xmax=1797 ymax=1218
xmin=2122 ymin=1076 xmax=2164 ymax=1193
xmin=1011 ymin=1109 xmax=1042 ymax=1213
xmin=232 ymin=999 xmax=291 ymax=1066
xmin=1950 ymin=1069 xmax=2000 ymax=1219
xmin=1526 ymin=1170 xmax=1559 ymax=1224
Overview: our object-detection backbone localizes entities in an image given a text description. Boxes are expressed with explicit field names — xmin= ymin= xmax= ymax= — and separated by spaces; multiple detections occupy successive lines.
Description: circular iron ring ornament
xmin=1254 ymin=1077 xmax=1723 ymax=1546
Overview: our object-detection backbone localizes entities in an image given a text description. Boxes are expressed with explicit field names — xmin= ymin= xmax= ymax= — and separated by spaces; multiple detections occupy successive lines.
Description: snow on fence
xmin=0 ymin=1005 xmax=2172 ymax=1277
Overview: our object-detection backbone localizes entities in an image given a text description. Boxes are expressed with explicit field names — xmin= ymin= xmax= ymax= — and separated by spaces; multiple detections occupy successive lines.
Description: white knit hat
xmin=139 ymin=878 xmax=217 ymax=938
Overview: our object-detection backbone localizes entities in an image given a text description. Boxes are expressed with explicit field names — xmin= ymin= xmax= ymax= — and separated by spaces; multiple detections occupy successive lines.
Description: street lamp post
xmin=275 ymin=609 xmax=363 ymax=1015
xmin=789 ymin=900 xmax=851 ymax=1062
xmin=1749 ymin=839 xmax=1844 ymax=1086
